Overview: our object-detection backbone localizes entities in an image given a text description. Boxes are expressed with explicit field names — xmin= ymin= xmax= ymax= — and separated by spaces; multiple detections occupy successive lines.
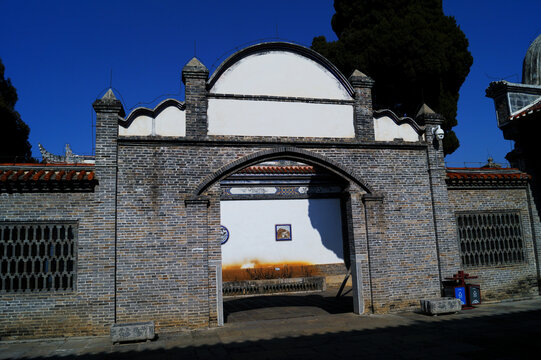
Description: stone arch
xmin=195 ymin=146 xmax=376 ymax=196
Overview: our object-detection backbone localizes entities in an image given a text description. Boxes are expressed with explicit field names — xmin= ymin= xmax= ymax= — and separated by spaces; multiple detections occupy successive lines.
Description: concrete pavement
xmin=1 ymin=290 xmax=540 ymax=359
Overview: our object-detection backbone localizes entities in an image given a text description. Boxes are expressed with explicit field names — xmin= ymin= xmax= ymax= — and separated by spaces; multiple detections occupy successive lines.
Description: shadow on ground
xmin=223 ymin=290 xmax=354 ymax=322
xmin=14 ymin=307 xmax=541 ymax=360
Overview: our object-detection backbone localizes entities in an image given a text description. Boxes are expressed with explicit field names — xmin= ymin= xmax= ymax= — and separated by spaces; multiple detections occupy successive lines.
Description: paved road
xmin=1 ymin=292 xmax=540 ymax=359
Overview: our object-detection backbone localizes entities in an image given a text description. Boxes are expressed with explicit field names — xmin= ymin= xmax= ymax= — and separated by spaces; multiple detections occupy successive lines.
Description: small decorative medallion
xmin=220 ymin=225 xmax=230 ymax=245
xmin=275 ymin=224 xmax=292 ymax=241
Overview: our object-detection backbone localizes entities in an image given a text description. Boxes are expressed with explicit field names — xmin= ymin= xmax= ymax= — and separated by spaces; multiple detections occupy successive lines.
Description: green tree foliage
xmin=312 ymin=0 xmax=473 ymax=155
xmin=0 ymin=58 xmax=32 ymax=162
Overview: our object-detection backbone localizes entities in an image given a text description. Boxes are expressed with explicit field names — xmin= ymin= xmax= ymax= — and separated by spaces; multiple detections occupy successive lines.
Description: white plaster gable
xmin=119 ymin=102 xmax=186 ymax=137
xmin=210 ymin=51 xmax=352 ymax=100
xmin=154 ymin=106 xmax=185 ymax=136
xmin=119 ymin=115 xmax=153 ymax=137
xmin=373 ymin=116 xmax=420 ymax=142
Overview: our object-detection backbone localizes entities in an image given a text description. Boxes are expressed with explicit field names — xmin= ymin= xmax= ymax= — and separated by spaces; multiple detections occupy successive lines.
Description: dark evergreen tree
xmin=312 ymin=0 xmax=473 ymax=155
xmin=0 ymin=58 xmax=32 ymax=162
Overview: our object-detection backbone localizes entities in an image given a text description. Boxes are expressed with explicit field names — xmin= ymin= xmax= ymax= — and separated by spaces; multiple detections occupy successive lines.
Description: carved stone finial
xmin=482 ymin=157 xmax=501 ymax=168
xmin=92 ymin=88 xmax=125 ymax=116
xmin=182 ymin=57 xmax=209 ymax=83
xmin=416 ymin=103 xmax=435 ymax=118
xmin=101 ymin=88 xmax=118 ymax=101
xmin=415 ymin=103 xmax=444 ymax=125
xmin=348 ymin=69 xmax=374 ymax=88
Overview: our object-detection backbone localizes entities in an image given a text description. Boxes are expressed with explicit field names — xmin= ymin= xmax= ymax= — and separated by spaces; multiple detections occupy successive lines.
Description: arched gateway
xmin=196 ymin=147 xmax=379 ymax=324
xmin=112 ymin=42 xmax=445 ymax=330
xmin=3 ymin=41 xmax=491 ymax=338
xmin=112 ymin=42 xmax=448 ymax=330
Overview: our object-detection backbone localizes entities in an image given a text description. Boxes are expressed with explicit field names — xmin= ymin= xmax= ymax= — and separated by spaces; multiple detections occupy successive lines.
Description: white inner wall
xmin=119 ymin=115 xmax=153 ymax=137
xmin=155 ymin=106 xmax=186 ymax=136
xmin=221 ymin=198 xmax=344 ymax=268
xmin=119 ymin=106 xmax=186 ymax=137
xmin=208 ymin=99 xmax=355 ymax=137
xmin=211 ymin=51 xmax=352 ymax=100
xmin=373 ymin=116 xmax=419 ymax=142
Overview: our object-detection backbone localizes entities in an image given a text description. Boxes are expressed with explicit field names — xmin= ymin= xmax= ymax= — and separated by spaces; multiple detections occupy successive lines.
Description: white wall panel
xmin=221 ymin=198 xmax=344 ymax=268
xmin=119 ymin=105 xmax=185 ymax=137
xmin=119 ymin=115 xmax=153 ymax=136
xmin=373 ymin=116 xmax=419 ymax=142
xmin=211 ymin=51 xmax=352 ymax=100
xmin=154 ymin=106 xmax=186 ymax=136
xmin=208 ymin=99 xmax=355 ymax=138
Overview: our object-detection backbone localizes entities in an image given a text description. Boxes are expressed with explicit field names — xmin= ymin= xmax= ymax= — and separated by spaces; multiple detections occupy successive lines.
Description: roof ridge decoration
xmin=486 ymin=80 xmax=541 ymax=97
xmin=373 ymin=109 xmax=424 ymax=133
xmin=38 ymin=144 xmax=94 ymax=164
xmin=120 ymin=98 xmax=186 ymax=128
xmin=207 ymin=42 xmax=355 ymax=97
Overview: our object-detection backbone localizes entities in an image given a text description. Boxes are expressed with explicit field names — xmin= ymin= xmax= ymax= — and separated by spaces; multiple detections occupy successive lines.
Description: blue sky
xmin=1 ymin=1 xmax=540 ymax=166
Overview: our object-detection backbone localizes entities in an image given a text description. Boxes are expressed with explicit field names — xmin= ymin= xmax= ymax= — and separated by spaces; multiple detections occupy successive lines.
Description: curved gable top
xmin=119 ymin=99 xmax=186 ymax=137
xmin=208 ymin=42 xmax=354 ymax=100
xmin=373 ymin=109 xmax=423 ymax=142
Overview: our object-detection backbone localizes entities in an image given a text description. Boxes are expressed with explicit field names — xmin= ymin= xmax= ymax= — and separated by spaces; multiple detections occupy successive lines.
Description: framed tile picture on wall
xmin=275 ymin=224 xmax=292 ymax=241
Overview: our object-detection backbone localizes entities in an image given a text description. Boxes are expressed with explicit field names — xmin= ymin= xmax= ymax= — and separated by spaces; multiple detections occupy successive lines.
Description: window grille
xmin=456 ymin=212 xmax=525 ymax=267
xmin=0 ymin=222 xmax=77 ymax=292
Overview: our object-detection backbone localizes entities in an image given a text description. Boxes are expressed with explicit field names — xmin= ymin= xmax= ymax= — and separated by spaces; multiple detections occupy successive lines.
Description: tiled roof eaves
xmin=446 ymin=173 xmax=530 ymax=180
xmin=446 ymin=167 xmax=530 ymax=187
xmin=509 ymin=100 xmax=541 ymax=121
xmin=0 ymin=165 xmax=97 ymax=192
xmin=0 ymin=163 xmax=93 ymax=167
xmin=236 ymin=165 xmax=317 ymax=175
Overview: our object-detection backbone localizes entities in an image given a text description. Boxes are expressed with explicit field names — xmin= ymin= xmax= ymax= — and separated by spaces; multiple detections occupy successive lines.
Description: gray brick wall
xmin=5 ymin=44 xmax=538 ymax=340
xmin=447 ymin=186 xmax=541 ymax=300
xmin=114 ymin=140 xmax=443 ymax=329
xmin=0 ymin=192 xmax=102 ymax=339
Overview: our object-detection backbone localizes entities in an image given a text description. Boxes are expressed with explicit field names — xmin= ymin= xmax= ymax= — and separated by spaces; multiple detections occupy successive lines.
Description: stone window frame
xmin=455 ymin=210 xmax=526 ymax=268
xmin=0 ymin=221 xmax=78 ymax=293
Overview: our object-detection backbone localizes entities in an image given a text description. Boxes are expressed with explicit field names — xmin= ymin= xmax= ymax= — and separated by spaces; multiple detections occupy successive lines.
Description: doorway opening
xmin=219 ymin=159 xmax=354 ymax=323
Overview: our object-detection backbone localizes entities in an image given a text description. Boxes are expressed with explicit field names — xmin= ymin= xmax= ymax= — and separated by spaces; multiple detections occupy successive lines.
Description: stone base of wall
xmin=1 ymin=322 xmax=108 ymax=341
xmin=370 ymin=299 xmax=421 ymax=314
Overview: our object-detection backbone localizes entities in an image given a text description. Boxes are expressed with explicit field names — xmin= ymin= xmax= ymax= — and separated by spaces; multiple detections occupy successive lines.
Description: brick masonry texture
xmin=2 ymin=43 xmax=540 ymax=339
xmin=0 ymin=191 xmax=103 ymax=339
xmin=115 ymin=142 xmax=443 ymax=320
xmin=447 ymin=186 xmax=541 ymax=300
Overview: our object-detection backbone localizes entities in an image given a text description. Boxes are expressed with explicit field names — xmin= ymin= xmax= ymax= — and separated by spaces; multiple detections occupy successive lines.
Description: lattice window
xmin=0 ymin=222 xmax=77 ymax=292
xmin=456 ymin=212 xmax=525 ymax=267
